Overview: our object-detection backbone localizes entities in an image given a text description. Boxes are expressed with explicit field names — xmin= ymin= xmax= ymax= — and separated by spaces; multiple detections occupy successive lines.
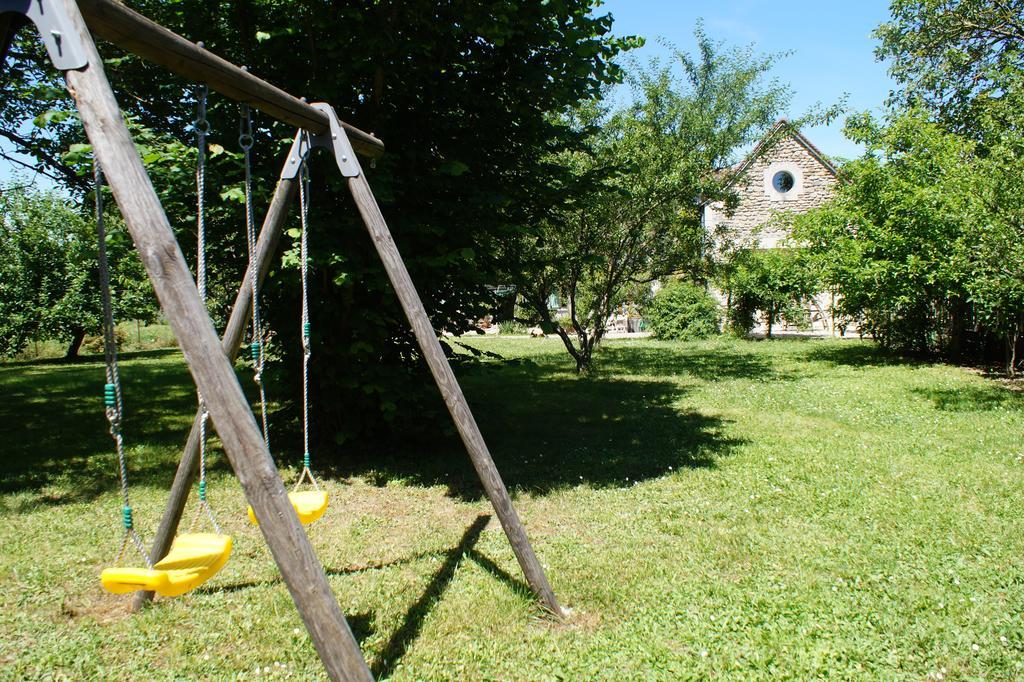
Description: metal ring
xmin=194 ymin=119 xmax=211 ymax=134
xmin=239 ymin=134 xmax=254 ymax=150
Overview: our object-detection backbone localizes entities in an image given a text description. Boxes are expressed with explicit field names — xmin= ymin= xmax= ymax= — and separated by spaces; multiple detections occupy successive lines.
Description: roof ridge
xmin=729 ymin=119 xmax=839 ymax=183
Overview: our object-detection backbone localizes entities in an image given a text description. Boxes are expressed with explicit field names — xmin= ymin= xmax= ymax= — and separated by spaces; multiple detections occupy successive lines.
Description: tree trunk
xmin=575 ymin=346 xmax=591 ymax=373
xmin=65 ymin=326 xmax=86 ymax=359
xmin=497 ymin=291 xmax=516 ymax=323
xmin=948 ymin=297 xmax=967 ymax=362
xmin=1009 ymin=323 xmax=1021 ymax=377
xmin=765 ymin=308 xmax=773 ymax=339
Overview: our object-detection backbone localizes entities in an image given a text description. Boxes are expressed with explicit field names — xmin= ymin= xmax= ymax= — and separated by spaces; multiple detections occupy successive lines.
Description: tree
xmin=790 ymin=110 xmax=990 ymax=356
xmin=645 ymin=280 xmax=721 ymax=341
xmin=725 ymin=247 xmax=817 ymax=338
xmin=875 ymin=0 xmax=1024 ymax=134
xmin=964 ymin=85 xmax=1024 ymax=372
xmin=0 ymin=185 xmax=156 ymax=358
xmin=506 ymin=27 xmax=794 ymax=372
xmin=786 ymin=1 xmax=1024 ymax=369
xmin=3 ymin=0 xmax=638 ymax=445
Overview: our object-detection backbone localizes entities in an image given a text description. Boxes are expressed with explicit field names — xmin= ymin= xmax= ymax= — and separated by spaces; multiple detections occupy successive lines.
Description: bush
xmin=497 ymin=320 xmax=528 ymax=335
xmin=725 ymin=248 xmax=817 ymax=338
xmin=646 ymin=281 xmax=722 ymax=340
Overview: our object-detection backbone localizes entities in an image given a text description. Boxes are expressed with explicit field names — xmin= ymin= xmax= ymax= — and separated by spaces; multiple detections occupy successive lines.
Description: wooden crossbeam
xmin=12 ymin=1 xmax=567 ymax=676
xmin=74 ymin=0 xmax=384 ymax=159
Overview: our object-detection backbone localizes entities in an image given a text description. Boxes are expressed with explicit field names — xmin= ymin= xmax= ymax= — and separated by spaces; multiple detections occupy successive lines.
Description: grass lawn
xmin=1 ymin=336 xmax=1023 ymax=680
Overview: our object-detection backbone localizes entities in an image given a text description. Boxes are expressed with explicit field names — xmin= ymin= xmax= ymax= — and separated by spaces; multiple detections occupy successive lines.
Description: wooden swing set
xmin=2 ymin=1 xmax=566 ymax=679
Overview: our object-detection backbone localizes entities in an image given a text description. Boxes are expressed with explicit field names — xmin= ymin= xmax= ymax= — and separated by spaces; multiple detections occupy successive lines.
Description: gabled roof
xmin=725 ymin=118 xmax=840 ymax=189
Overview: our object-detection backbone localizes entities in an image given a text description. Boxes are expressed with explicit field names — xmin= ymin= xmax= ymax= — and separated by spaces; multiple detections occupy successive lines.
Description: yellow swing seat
xmin=100 ymin=532 xmax=232 ymax=597
xmin=247 ymin=490 xmax=328 ymax=526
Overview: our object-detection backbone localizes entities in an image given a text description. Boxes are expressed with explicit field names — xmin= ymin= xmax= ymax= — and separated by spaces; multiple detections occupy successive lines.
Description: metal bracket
xmin=0 ymin=0 xmax=88 ymax=70
xmin=281 ymin=102 xmax=360 ymax=180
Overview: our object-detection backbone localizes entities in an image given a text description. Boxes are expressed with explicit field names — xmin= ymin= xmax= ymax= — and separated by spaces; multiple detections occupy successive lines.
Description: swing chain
xmin=241 ymin=103 xmax=271 ymax=449
xmin=195 ymin=84 xmax=209 ymax=304
xmin=192 ymin=84 xmax=221 ymax=535
xmin=238 ymin=91 xmax=254 ymax=151
xmin=193 ymin=84 xmax=211 ymax=135
xmin=297 ymin=159 xmax=319 ymax=492
xmin=96 ymin=162 xmax=152 ymax=568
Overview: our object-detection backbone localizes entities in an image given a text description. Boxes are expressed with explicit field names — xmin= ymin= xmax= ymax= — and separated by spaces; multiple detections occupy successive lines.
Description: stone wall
xmin=704 ymin=129 xmax=847 ymax=335
xmin=705 ymin=134 xmax=838 ymax=249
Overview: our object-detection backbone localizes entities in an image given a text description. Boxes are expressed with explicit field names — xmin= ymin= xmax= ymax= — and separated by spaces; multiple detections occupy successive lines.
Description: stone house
xmin=703 ymin=119 xmax=843 ymax=334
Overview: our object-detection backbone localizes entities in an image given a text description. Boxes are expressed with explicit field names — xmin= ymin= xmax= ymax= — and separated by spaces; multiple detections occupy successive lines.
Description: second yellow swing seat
xmin=247 ymin=490 xmax=329 ymax=526
xmin=100 ymin=533 xmax=233 ymax=597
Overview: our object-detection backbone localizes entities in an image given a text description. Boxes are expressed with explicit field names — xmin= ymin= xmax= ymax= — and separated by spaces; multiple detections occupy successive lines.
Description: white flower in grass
xmin=972 ymin=643 xmax=980 ymax=652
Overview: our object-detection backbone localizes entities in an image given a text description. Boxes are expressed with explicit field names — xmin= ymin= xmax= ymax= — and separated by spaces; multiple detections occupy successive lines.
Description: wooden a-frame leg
xmin=132 ymin=176 xmax=298 ymax=611
xmin=56 ymin=2 xmax=371 ymax=679
xmin=347 ymin=174 xmax=568 ymax=618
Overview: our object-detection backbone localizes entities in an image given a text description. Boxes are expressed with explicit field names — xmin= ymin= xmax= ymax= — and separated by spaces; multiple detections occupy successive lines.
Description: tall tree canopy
xmin=504 ymin=28 xmax=796 ymax=371
xmin=0 ymin=186 xmax=155 ymax=359
xmin=791 ymin=0 xmax=1024 ymax=370
xmin=2 ymin=1 xmax=637 ymax=447
xmin=876 ymin=0 xmax=1024 ymax=133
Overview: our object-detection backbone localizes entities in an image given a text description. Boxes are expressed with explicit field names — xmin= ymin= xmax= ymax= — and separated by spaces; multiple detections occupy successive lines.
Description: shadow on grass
xmin=801 ymin=342 xmax=913 ymax=369
xmin=369 ymin=514 xmax=513 ymax=679
xmin=912 ymin=385 xmax=1024 ymax=412
xmin=2 ymin=339 xmax=912 ymax=511
xmin=0 ymin=355 xmax=198 ymax=507
xmin=195 ymin=514 xmax=511 ymax=679
xmin=341 ymin=347 xmax=747 ymax=500
xmin=1 ymin=347 xmax=180 ymax=368
xmin=595 ymin=342 xmax=781 ymax=382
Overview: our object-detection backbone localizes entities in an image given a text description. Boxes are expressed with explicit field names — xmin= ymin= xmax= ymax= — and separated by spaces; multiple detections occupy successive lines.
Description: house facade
xmin=703 ymin=119 xmax=843 ymax=334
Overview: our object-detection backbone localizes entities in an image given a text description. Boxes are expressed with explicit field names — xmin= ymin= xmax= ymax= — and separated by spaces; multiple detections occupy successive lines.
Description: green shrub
xmin=497 ymin=320 xmax=528 ymax=335
xmin=646 ymin=281 xmax=722 ymax=340
xmin=725 ymin=248 xmax=817 ymax=338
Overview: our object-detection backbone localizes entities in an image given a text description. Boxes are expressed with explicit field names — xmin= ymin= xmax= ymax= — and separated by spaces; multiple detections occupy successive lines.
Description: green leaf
xmin=220 ymin=187 xmax=245 ymax=203
xmin=33 ymin=109 xmax=71 ymax=128
xmin=437 ymin=160 xmax=470 ymax=176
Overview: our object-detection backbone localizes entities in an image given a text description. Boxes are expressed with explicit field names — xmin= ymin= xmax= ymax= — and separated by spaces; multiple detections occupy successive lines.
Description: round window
xmin=773 ymin=170 xmax=795 ymax=193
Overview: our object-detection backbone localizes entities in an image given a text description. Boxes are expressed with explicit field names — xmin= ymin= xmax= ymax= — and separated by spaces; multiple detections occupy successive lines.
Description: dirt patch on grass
xmin=545 ymin=605 xmax=602 ymax=632
xmin=59 ymin=588 xmax=133 ymax=624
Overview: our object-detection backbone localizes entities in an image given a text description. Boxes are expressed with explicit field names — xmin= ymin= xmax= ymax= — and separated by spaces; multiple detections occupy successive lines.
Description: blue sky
xmin=601 ymin=0 xmax=897 ymax=160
